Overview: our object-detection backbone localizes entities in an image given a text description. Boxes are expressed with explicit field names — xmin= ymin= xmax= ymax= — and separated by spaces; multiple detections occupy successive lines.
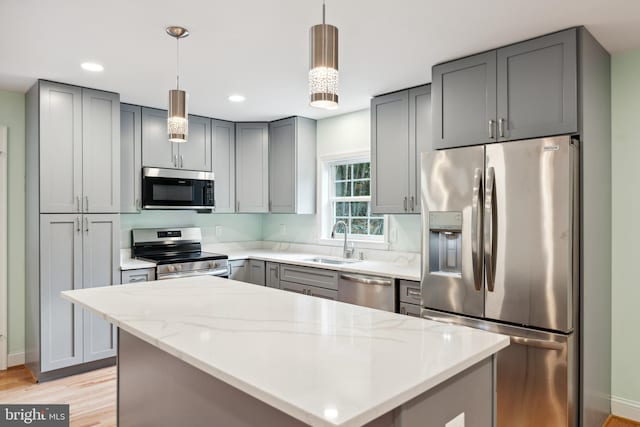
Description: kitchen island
xmin=62 ymin=276 xmax=508 ymax=427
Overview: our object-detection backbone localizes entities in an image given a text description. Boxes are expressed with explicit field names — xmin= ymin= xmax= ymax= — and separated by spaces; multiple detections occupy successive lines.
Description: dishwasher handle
xmin=339 ymin=274 xmax=392 ymax=286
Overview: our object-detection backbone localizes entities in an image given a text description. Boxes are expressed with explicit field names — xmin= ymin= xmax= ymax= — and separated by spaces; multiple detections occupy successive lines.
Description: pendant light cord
xmin=322 ymin=0 xmax=326 ymax=24
xmin=176 ymin=37 xmax=180 ymax=90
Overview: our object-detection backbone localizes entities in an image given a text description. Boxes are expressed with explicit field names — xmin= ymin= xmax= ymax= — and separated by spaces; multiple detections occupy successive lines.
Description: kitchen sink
xmin=304 ymin=257 xmax=359 ymax=265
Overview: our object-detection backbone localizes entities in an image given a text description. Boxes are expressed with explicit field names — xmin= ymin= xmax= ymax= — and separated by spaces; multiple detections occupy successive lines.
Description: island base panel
xmin=117 ymin=329 xmax=494 ymax=427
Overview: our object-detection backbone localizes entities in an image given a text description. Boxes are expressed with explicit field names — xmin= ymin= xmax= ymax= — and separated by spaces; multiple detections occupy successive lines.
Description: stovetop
xmin=137 ymin=251 xmax=228 ymax=265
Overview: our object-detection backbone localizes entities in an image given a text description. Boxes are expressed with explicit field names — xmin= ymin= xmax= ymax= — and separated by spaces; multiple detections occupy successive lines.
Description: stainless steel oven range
xmin=132 ymin=227 xmax=228 ymax=280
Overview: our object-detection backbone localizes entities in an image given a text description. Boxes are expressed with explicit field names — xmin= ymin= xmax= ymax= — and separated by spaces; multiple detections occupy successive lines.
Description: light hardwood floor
xmin=0 ymin=365 xmax=638 ymax=427
xmin=0 ymin=365 xmax=116 ymax=427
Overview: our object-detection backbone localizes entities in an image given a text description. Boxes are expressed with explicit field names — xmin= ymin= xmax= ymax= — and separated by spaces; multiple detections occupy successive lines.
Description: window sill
xmin=317 ymin=238 xmax=390 ymax=251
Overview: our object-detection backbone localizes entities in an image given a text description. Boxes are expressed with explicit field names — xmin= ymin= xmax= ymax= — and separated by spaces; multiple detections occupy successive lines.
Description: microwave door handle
xmin=484 ymin=167 xmax=496 ymax=292
xmin=471 ymin=168 xmax=483 ymax=291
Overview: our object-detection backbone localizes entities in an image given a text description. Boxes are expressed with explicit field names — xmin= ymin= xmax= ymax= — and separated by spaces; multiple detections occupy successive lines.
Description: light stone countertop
xmin=62 ymin=276 xmax=509 ymax=427
xmin=121 ymin=248 xmax=421 ymax=282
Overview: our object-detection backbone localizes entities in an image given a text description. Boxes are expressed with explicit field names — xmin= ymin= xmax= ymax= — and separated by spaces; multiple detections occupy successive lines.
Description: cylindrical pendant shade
xmin=168 ymin=89 xmax=188 ymax=143
xmin=309 ymin=23 xmax=339 ymax=109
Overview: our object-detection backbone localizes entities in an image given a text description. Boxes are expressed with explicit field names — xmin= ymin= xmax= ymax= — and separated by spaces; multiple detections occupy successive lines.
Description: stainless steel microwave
xmin=142 ymin=168 xmax=214 ymax=210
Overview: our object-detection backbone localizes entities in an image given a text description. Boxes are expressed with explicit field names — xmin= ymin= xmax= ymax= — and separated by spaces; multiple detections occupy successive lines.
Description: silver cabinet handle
xmin=407 ymin=288 xmax=421 ymax=298
xmin=84 ymin=196 xmax=89 ymax=212
xmin=172 ymin=154 xmax=177 ymax=167
xmin=136 ymin=198 xmax=141 ymax=211
xmin=484 ymin=167 xmax=496 ymax=292
xmin=471 ymin=168 xmax=483 ymax=292
xmin=76 ymin=196 xmax=80 ymax=212
xmin=488 ymin=119 xmax=495 ymax=139
xmin=236 ymin=201 xmax=240 ymax=212
xmin=76 ymin=217 xmax=81 ymax=232
xmin=403 ymin=196 xmax=408 ymax=212
xmin=340 ymin=274 xmax=392 ymax=286
xmin=269 ymin=200 xmax=272 ymax=211
xmin=400 ymin=306 xmax=406 ymax=315
xmin=180 ymin=154 xmax=184 ymax=168
xmin=84 ymin=217 xmax=89 ymax=233
xmin=410 ymin=196 xmax=415 ymax=212
xmin=498 ymin=118 xmax=505 ymax=138
xmin=511 ymin=336 xmax=564 ymax=351
xmin=129 ymin=276 xmax=146 ymax=283
xmin=275 ymin=267 xmax=279 ymax=279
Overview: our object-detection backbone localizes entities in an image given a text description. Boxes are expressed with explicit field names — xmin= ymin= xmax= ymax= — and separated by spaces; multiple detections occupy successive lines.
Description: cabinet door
xmin=229 ymin=260 xmax=248 ymax=282
xmin=142 ymin=107 xmax=177 ymax=169
xmin=432 ymin=51 xmax=497 ymax=149
xmin=39 ymin=82 xmax=83 ymax=213
xmin=269 ymin=118 xmax=296 ymax=213
xmin=266 ymin=262 xmax=280 ymax=289
xmin=82 ymin=214 xmax=119 ymax=362
xmin=82 ymin=89 xmax=120 ymax=213
xmin=40 ymin=214 xmax=83 ymax=372
xmin=235 ymin=123 xmax=269 ymax=212
xmin=178 ymin=115 xmax=211 ymax=171
xmin=399 ymin=302 xmax=421 ymax=317
xmin=408 ymin=85 xmax=432 ymax=214
xmin=211 ymin=120 xmax=236 ymax=213
xmin=371 ymin=90 xmax=410 ymax=214
xmin=120 ymin=104 xmax=142 ymax=213
xmin=497 ymin=29 xmax=577 ymax=141
xmin=248 ymin=260 xmax=266 ymax=286
xmin=279 ymin=280 xmax=307 ymax=295
xmin=307 ymin=285 xmax=338 ymax=301
xmin=121 ymin=268 xmax=156 ymax=284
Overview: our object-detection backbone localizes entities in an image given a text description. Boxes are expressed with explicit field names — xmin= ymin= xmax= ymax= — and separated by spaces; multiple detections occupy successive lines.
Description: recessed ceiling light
xmin=81 ymin=62 xmax=104 ymax=72
xmin=228 ymin=95 xmax=245 ymax=102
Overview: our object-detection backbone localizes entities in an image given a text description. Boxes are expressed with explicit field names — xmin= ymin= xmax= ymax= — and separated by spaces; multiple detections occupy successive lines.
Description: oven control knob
xmin=167 ymin=265 xmax=176 ymax=273
xmin=176 ymin=265 xmax=182 ymax=271
xmin=209 ymin=262 xmax=216 ymax=268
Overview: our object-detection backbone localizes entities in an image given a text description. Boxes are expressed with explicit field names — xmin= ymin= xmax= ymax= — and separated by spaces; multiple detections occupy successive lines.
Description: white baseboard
xmin=612 ymin=396 xmax=640 ymax=422
xmin=7 ymin=351 xmax=24 ymax=367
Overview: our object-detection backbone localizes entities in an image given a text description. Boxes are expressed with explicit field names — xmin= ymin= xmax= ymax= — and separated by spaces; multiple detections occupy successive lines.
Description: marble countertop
xmin=121 ymin=249 xmax=421 ymax=282
xmin=62 ymin=277 xmax=508 ymax=427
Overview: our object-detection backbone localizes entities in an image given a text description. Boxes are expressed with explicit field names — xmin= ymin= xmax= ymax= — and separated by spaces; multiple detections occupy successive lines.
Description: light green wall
xmin=611 ymin=50 xmax=640 ymax=403
xmin=0 ymin=90 xmax=25 ymax=356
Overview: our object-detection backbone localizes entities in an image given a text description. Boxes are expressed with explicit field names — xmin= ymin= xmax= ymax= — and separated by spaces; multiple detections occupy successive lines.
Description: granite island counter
xmin=62 ymin=276 xmax=508 ymax=427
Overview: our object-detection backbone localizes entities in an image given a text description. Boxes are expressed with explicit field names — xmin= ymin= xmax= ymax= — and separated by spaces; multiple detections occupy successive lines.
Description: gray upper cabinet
xmin=141 ymin=108 xmax=212 ymax=172
xmin=496 ymin=28 xmax=577 ymax=141
xmin=82 ymin=89 xmax=120 ymax=213
xmin=371 ymin=85 xmax=431 ymax=214
xmin=39 ymin=82 xmax=119 ymax=214
xmin=39 ymin=214 xmax=83 ymax=372
xmin=266 ymin=262 xmax=280 ymax=289
xmin=433 ymin=28 xmax=578 ymax=149
xmin=141 ymin=107 xmax=176 ymax=169
xmin=39 ymin=82 xmax=83 ymax=213
xmin=120 ymin=104 xmax=142 ymax=213
xmin=432 ymin=51 xmax=497 ymax=149
xmin=371 ymin=90 xmax=410 ymax=214
xmin=82 ymin=214 xmax=119 ymax=362
xmin=235 ymin=123 xmax=269 ymax=213
xmin=178 ymin=115 xmax=211 ymax=171
xmin=269 ymin=117 xmax=317 ymax=214
xmin=211 ymin=119 xmax=236 ymax=213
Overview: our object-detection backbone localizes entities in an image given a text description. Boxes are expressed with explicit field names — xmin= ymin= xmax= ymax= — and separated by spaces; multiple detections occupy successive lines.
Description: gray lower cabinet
xmin=141 ymin=108 xmax=212 ymax=172
xmin=371 ymin=85 xmax=431 ymax=214
xmin=268 ymin=117 xmax=317 ymax=214
xmin=399 ymin=302 xmax=421 ymax=317
xmin=399 ymin=280 xmax=421 ymax=317
xmin=279 ymin=281 xmax=338 ymax=301
xmin=120 ymin=104 xmax=142 ymax=213
xmin=433 ymin=28 xmax=578 ymax=149
xmin=211 ymin=119 xmax=236 ymax=212
xmin=121 ymin=268 xmax=156 ymax=283
xmin=229 ymin=260 xmax=248 ymax=282
xmin=248 ymin=260 xmax=266 ymax=286
xmin=279 ymin=264 xmax=338 ymax=300
xmin=39 ymin=213 xmax=120 ymax=373
xmin=266 ymin=262 xmax=280 ymax=289
xmin=235 ymin=123 xmax=269 ymax=213
xmin=38 ymin=81 xmax=120 ymax=214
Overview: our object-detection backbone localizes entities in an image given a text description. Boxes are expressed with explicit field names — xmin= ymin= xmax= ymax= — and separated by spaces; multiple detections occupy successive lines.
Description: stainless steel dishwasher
xmin=338 ymin=273 xmax=395 ymax=312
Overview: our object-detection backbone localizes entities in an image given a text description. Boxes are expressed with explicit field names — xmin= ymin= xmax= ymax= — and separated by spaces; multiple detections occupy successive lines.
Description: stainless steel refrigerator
xmin=421 ymin=135 xmax=579 ymax=427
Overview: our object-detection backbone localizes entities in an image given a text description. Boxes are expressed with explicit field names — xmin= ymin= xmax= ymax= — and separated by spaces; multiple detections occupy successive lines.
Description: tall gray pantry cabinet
xmin=26 ymin=80 xmax=121 ymax=381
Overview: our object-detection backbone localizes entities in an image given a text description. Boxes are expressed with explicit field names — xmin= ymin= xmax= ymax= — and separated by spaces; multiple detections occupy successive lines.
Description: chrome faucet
xmin=331 ymin=220 xmax=355 ymax=259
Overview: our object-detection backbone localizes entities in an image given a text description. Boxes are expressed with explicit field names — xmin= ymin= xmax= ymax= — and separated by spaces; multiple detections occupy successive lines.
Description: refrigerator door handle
xmin=471 ymin=168 xmax=483 ymax=291
xmin=484 ymin=166 xmax=496 ymax=292
xmin=510 ymin=336 xmax=564 ymax=351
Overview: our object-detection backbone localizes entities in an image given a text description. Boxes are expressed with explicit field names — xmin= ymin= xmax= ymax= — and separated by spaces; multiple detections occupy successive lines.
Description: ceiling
xmin=1 ymin=0 xmax=639 ymax=121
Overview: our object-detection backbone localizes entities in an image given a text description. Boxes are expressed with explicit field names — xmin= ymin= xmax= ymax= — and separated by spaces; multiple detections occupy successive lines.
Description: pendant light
xmin=166 ymin=26 xmax=190 ymax=143
xmin=309 ymin=0 xmax=338 ymax=110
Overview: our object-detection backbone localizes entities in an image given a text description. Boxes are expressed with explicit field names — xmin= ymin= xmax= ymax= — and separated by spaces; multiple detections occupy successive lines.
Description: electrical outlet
xmin=215 ymin=226 xmax=223 ymax=238
xmin=445 ymin=413 xmax=465 ymax=427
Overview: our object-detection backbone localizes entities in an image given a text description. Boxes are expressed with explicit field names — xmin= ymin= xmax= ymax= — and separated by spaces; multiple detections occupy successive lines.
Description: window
xmin=328 ymin=159 xmax=384 ymax=240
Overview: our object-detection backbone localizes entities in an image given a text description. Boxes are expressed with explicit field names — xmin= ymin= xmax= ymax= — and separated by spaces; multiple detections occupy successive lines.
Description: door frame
xmin=0 ymin=126 xmax=8 ymax=370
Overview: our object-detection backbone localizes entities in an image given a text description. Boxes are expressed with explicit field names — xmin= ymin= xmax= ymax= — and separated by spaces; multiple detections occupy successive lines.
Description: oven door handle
xmin=157 ymin=268 xmax=229 ymax=280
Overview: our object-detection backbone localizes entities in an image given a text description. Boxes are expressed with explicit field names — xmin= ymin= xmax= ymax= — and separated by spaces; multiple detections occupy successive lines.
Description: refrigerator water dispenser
xmin=428 ymin=212 xmax=463 ymax=276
